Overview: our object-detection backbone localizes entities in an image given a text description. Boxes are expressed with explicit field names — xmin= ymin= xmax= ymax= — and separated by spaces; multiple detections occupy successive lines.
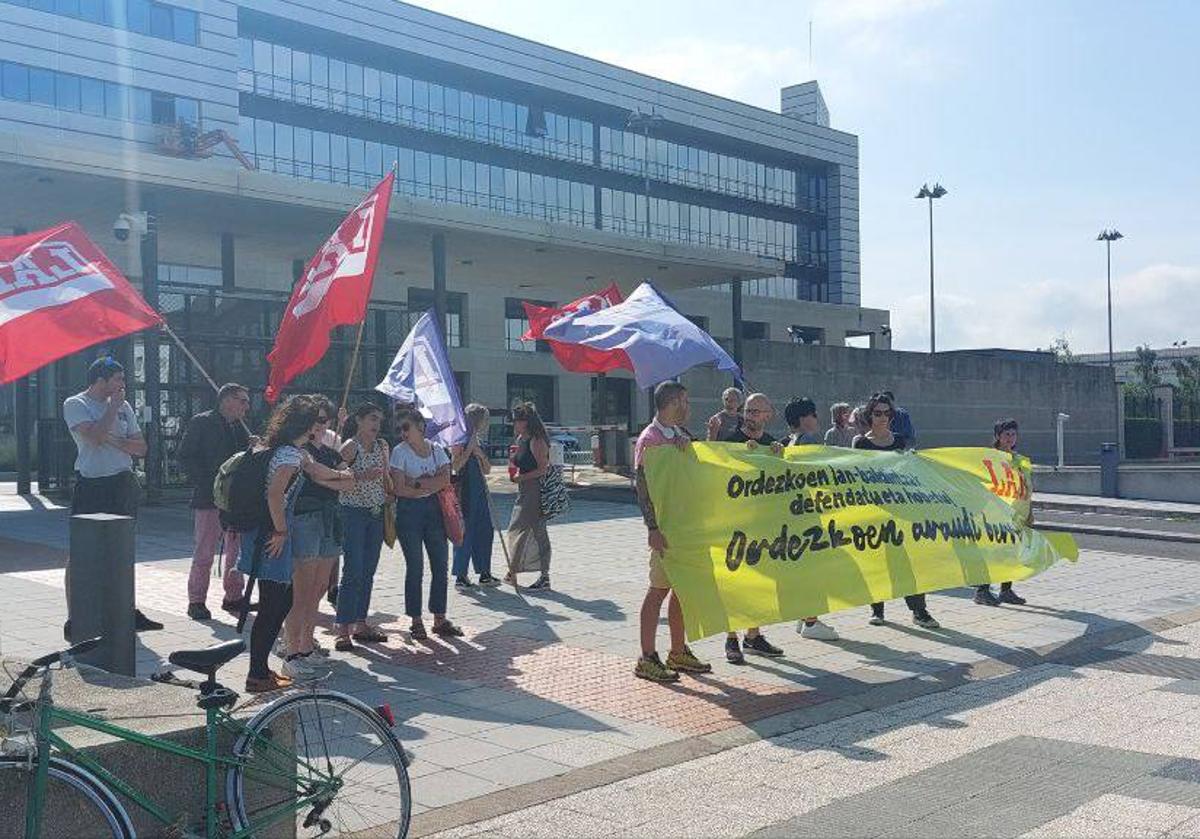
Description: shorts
xmin=292 ymin=509 xmax=341 ymax=560
xmin=648 ymin=549 xmax=670 ymax=590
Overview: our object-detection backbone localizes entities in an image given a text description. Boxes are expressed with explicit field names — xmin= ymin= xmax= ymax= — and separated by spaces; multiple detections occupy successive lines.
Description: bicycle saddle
xmin=168 ymin=640 xmax=246 ymax=676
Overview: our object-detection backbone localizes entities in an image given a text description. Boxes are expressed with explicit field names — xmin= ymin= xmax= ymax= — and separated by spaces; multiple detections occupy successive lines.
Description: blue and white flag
xmin=376 ymin=310 xmax=469 ymax=446
xmin=541 ymin=282 xmax=742 ymax=390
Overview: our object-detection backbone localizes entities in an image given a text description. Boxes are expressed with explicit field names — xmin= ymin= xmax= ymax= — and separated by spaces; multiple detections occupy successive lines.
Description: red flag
xmin=522 ymin=283 xmax=630 ymax=374
xmin=0 ymin=222 xmax=162 ymax=384
xmin=265 ymin=172 xmax=394 ymax=403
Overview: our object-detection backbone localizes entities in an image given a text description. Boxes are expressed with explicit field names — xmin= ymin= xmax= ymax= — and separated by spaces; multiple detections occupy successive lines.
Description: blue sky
xmin=409 ymin=0 xmax=1199 ymax=354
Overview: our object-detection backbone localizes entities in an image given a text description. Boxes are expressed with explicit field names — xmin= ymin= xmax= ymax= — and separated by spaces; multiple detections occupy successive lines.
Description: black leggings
xmin=871 ymin=595 xmax=927 ymax=617
xmin=249 ymin=580 xmax=293 ymax=679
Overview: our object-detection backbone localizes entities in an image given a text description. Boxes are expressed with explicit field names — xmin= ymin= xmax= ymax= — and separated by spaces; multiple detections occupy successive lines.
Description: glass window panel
xmin=396 ymin=75 xmax=412 ymax=112
xmin=238 ymin=37 xmax=254 ymax=71
xmin=459 ymin=90 xmax=472 ymax=130
xmin=311 ymin=129 xmax=329 ymax=180
xmin=254 ymin=118 xmax=274 ymax=163
xmin=149 ymin=2 xmax=172 ymax=38
xmin=173 ymin=7 xmax=196 ymax=44
xmin=415 ymin=150 xmax=430 ymax=184
xmin=412 ymin=79 xmax=428 ymax=113
xmin=345 ymin=62 xmax=363 ymax=113
xmin=380 ymin=71 xmax=396 ymax=121
xmin=80 ymin=76 xmax=104 ymax=114
xmin=78 ymin=0 xmax=103 ymax=22
xmin=502 ymin=100 xmax=516 ymax=135
xmin=475 ymin=162 xmax=489 ymax=196
xmin=460 ymin=159 xmax=475 ymax=197
xmin=429 ymin=83 xmax=444 ymax=128
xmin=55 ymin=0 xmax=79 ymax=15
xmin=330 ymin=132 xmax=347 ymax=177
xmin=347 ymin=136 xmax=364 ymax=181
xmin=126 ymin=0 xmax=149 ymax=32
xmin=291 ymin=49 xmax=310 ymax=84
xmin=272 ymin=45 xmax=291 ymax=101
xmin=2 ymin=63 xmax=29 ymax=101
xmin=28 ymin=67 xmax=54 ymax=105
xmin=363 ymin=66 xmax=379 ymax=117
xmin=54 ymin=72 xmax=80 ymax=111
xmin=365 ymin=140 xmax=382 ymax=178
xmin=175 ymin=96 xmax=197 ymax=125
xmin=505 ymin=169 xmax=518 ymax=209
xmin=273 ymin=122 xmax=292 ymax=172
xmin=328 ymin=58 xmax=345 ymax=103
xmin=397 ymin=146 xmax=414 ymax=184
xmin=103 ymin=81 xmax=124 ymax=117
xmin=445 ymin=156 xmax=461 ymax=194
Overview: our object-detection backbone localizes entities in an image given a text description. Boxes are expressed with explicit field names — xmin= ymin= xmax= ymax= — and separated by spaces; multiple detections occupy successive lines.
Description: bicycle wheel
xmin=0 ymin=754 xmax=135 ymax=838
xmin=226 ymin=690 xmax=411 ymax=838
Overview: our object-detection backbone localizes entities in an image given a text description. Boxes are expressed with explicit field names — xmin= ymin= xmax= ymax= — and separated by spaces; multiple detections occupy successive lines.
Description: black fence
xmin=1123 ymin=391 xmax=1163 ymax=460
xmin=1176 ymin=395 xmax=1200 ymax=450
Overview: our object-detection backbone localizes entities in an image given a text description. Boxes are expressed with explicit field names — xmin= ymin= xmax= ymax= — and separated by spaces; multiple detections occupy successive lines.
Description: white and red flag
xmin=265 ymin=172 xmax=394 ymax=403
xmin=521 ymin=283 xmax=628 ymax=374
xmin=0 ymin=222 xmax=162 ymax=384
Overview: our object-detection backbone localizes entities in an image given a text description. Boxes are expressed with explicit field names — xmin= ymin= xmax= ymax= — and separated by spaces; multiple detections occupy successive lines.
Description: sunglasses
xmin=871 ymin=409 xmax=892 ymax=417
xmin=316 ymin=416 xmax=330 ymax=423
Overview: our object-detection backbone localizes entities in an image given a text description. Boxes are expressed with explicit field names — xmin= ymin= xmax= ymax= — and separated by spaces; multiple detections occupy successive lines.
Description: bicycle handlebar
xmin=1 ymin=637 xmax=103 ymax=704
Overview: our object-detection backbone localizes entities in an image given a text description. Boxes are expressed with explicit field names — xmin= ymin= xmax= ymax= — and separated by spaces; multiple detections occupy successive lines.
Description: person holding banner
xmin=634 ymin=382 xmax=712 ymax=682
xmin=707 ymin=387 xmax=744 ymax=442
xmin=504 ymin=402 xmax=553 ymax=591
xmin=390 ymin=407 xmax=464 ymax=639
xmin=335 ymin=402 xmax=393 ymax=651
xmin=451 ymin=404 xmax=501 ymax=589
xmin=855 ymin=392 xmax=941 ymax=629
xmin=975 ymin=418 xmax=1029 ymax=607
xmin=179 ymin=383 xmax=251 ymax=622
xmin=824 ymin=402 xmax=857 ymax=448
xmin=722 ymin=393 xmax=786 ymax=664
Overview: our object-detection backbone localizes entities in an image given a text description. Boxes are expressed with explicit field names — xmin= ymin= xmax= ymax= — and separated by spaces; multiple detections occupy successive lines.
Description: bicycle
xmin=0 ymin=637 xmax=412 ymax=838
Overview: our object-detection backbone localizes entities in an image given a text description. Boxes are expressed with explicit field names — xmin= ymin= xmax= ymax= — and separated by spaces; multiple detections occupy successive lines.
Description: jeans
xmin=397 ymin=496 xmax=449 ymax=619
xmin=337 ymin=505 xmax=385 ymax=625
xmin=187 ymin=508 xmax=243 ymax=604
xmin=452 ymin=504 xmax=494 ymax=578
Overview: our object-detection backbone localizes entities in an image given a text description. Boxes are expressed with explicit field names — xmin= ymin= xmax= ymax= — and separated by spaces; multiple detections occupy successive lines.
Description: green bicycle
xmin=0 ymin=637 xmax=412 ymax=838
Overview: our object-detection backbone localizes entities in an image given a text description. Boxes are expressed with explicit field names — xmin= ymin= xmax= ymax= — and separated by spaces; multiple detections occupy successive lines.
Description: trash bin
xmin=1100 ymin=442 xmax=1119 ymax=498
xmin=599 ymin=428 xmax=630 ymax=473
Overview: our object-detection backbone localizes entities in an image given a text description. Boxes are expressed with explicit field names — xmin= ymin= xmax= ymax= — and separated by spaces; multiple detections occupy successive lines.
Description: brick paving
xmin=3 ymin=483 xmax=1200 ymax=834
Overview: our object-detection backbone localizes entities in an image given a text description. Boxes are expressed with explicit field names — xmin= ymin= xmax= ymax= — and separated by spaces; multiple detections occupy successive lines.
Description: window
xmin=54 ymin=73 xmax=80 ymax=111
xmin=80 ymin=77 xmax=104 ymax=115
xmin=29 ymin=67 xmax=54 ymax=105
xmin=507 ymin=374 xmax=555 ymax=421
xmin=591 ymin=376 xmax=633 ymax=430
xmin=159 ymin=263 xmax=221 ymax=287
xmin=685 ymin=314 xmax=709 ymax=332
xmin=505 ymin=298 xmax=551 ymax=352
xmin=741 ymin=321 xmax=769 ymax=341
xmin=407 ymin=288 xmax=466 ymax=347
xmin=1 ymin=63 xmax=29 ymax=101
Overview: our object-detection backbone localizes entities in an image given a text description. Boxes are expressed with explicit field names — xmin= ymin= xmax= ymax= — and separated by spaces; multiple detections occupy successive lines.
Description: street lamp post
xmin=1097 ymin=227 xmax=1124 ymax=445
xmin=916 ymin=183 xmax=947 ymax=353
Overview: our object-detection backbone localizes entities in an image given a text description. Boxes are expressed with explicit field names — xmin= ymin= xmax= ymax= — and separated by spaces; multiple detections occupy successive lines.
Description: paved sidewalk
xmin=2 ymin=484 xmax=1200 ymax=832
xmin=1033 ymin=493 xmax=1200 ymax=521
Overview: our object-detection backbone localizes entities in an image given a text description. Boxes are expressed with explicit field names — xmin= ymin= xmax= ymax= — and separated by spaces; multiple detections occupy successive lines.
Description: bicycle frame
xmin=24 ymin=684 xmax=336 ymax=839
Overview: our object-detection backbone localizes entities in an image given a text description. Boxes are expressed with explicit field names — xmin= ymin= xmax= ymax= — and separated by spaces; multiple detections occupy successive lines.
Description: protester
xmin=975 ymin=418 xmax=1029 ymax=607
xmin=855 ymin=393 xmax=940 ymax=629
xmin=723 ymin=392 xmax=786 ymax=663
xmin=179 ymin=383 xmax=251 ymax=621
xmin=61 ymin=356 xmax=161 ymax=640
xmin=237 ymin=395 xmax=321 ymax=693
xmin=633 ymin=382 xmax=712 ymax=682
xmin=504 ymin=402 xmax=553 ymax=590
xmin=850 ymin=404 xmax=870 ymax=436
xmin=390 ymin=407 xmax=463 ymax=639
xmin=882 ymin=390 xmax=917 ymax=448
xmin=280 ymin=396 xmax=354 ymax=680
xmin=334 ymin=402 xmax=392 ymax=651
xmin=706 ymin=386 xmax=744 ymax=442
xmin=824 ymin=402 xmax=857 ymax=448
xmin=782 ymin=397 xmax=840 ymax=642
xmin=451 ymin=404 xmax=501 ymax=589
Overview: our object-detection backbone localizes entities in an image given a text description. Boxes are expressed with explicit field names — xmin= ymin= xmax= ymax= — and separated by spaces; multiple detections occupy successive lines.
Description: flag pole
xmin=160 ymin=321 xmax=252 ymax=436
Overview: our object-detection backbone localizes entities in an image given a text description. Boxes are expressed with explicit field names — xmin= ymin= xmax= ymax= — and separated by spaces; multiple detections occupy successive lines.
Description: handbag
xmin=436 ymin=485 xmax=466 ymax=546
xmin=539 ymin=465 xmax=570 ymax=520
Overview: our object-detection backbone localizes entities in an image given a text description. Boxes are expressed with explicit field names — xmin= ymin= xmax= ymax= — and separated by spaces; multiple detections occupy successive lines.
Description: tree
xmin=1133 ymin=344 xmax=1161 ymax=390
xmin=1174 ymin=356 xmax=1200 ymax=401
xmin=1049 ymin=336 xmax=1076 ymax=364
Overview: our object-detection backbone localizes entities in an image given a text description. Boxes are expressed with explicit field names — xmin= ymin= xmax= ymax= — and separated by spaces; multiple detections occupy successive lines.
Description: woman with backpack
xmin=504 ymin=402 xmax=552 ymax=590
xmin=334 ymin=402 xmax=393 ymax=651
xmin=235 ymin=396 xmax=334 ymax=693
xmin=390 ymin=407 xmax=463 ymax=640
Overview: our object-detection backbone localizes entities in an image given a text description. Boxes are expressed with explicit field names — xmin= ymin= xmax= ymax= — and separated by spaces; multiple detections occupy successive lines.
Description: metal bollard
xmin=1099 ymin=443 xmax=1120 ymax=499
xmin=68 ymin=513 xmax=136 ymax=676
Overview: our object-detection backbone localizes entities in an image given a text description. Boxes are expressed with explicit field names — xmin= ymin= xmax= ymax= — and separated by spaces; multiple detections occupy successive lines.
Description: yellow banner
xmin=644 ymin=444 xmax=1078 ymax=640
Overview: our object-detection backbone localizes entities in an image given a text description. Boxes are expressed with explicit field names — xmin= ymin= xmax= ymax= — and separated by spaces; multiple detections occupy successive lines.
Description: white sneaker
xmin=281 ymin=654 xmax=321 ymax=682
xmin=799 ymin=619 xmax=839 ymax=641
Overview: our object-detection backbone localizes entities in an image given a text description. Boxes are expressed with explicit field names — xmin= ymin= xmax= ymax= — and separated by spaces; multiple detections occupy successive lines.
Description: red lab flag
xmin=0 ymin=222 xmax=162 ymax=384
xmin=265 ymin=172 xmax=394 ymax=403
xmin=521 ymin=283 xmax=629 ymax=374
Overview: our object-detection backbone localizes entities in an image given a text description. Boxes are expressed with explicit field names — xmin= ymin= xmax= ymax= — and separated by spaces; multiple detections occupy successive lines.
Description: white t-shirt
xmin=390 ymin=441 xmax=449 ymax=479
xmin=62 ymin=392 xmax=139 ymax=478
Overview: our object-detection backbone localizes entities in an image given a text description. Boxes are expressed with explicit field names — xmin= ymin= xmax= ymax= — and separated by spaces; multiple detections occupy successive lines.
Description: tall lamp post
xmin=1097 ymin=227 xmax=1124 ymax=444
xmin=916 ymin=183 xmax=947 ymax=353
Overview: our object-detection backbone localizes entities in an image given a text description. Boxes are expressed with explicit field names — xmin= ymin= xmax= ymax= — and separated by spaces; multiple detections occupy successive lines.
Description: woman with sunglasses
xmin=281 ymin=396 xmax=356 ymax=680
xmin=854 ymin=392 xmax=940 ymax=630
xmin=390 ymin=407 xmax=463 ymax=639
xmin=504 ymin=402 xmax=553 ymax=590
xmin=974 ymin=418 xmax=1029 ymax=607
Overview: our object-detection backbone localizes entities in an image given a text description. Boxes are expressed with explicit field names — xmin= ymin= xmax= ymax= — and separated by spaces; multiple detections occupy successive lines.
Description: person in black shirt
xmin=974 ymin=419 xmax=1028 ymax=607
xmin=179 ymin=382 xmax=251 ymax=621
xmin=854 ymin=393 xmax=940 ymax=630
xmin=723 ymin=393 xmax=787 ymax=664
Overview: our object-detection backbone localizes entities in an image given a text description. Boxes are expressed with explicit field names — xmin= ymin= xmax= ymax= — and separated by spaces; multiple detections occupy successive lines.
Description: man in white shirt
xmin=61 ymin=356 xmax=161 ymax=638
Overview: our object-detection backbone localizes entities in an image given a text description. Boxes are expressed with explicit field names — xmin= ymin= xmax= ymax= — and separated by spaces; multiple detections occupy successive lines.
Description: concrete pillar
xmin=68 ymin=514 xmax=136 ymax=676
xmin=1155 ymin=384 xmax=1176 ymax=458
xmin=731 ymin=277 xmax=744 ymax=372
xmin=220 ymin=232 xmax=235 ymax=290
xmin=432 ymin=232 xmax=447 ymax=331
xmin=139 ymin=197 xmax=161 ymax=504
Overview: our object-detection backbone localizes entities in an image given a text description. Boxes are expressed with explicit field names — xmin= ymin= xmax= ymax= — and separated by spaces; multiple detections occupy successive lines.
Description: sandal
xmin=352 ymin=626 xmax=388 ymax=644
xmin=432 ymin=620 xmax=464 ymax=638
xmin=410 ymin=622 xmax=428 ymax=641
xmin=334 ymin=635 xmax=355 ymax=652
xmin=246 ymin=671 xmax=293 ymax=694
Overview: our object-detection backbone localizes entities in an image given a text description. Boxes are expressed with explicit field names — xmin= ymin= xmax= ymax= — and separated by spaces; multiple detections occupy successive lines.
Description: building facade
xmin=0 ymin=0 xmax=888 ymax=489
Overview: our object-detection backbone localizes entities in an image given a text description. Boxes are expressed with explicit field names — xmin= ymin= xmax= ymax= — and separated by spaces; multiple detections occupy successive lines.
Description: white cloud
xmin=889 ymin=263 xmax=1200 ymax=354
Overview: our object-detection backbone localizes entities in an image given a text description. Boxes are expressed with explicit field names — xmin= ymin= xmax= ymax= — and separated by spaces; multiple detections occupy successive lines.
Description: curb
xmin=1034 ymin=500 xmax=1200 ymax=522
xmin=1037 ymin=522 xmax=1200 ymax=544
xmin=408 ymin=604 xmax=1200 ymax=838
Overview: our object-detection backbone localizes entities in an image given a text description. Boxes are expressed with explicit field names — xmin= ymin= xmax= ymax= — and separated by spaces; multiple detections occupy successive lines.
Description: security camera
xmin=113 ymin=211 xmax=149 ymax=242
